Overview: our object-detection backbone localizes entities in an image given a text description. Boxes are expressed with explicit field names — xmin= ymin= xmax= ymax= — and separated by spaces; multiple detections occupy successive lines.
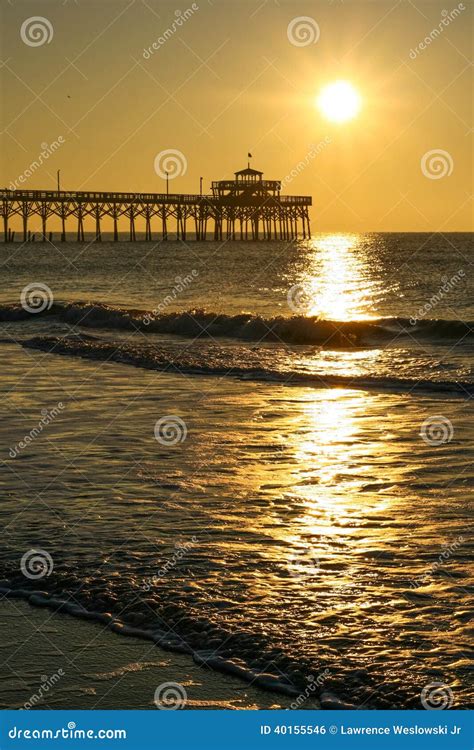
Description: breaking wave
xmin=1 ymin=301 xmax=473 ymax=347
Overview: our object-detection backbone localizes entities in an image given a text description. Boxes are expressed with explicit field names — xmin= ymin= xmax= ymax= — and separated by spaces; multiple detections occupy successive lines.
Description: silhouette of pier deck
xmin=1 ymin=165 xmax=312 ymax=242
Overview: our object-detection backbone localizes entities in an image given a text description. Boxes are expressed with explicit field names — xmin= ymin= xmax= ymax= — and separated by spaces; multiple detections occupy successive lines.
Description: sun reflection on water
xmin=277 ymin=389 xmax=401 ymax=564
xmin=301 ymin=234 xmax=379 ymax=321
xmin=292 ymin=390 xmax=364 ymax=526
xmin=295 ymin=389 xmax=357 ymax=482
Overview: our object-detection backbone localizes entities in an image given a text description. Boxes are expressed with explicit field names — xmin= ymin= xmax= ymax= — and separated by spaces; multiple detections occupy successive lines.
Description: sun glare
xmin=317 ymin=81 xmax=361 ymax=123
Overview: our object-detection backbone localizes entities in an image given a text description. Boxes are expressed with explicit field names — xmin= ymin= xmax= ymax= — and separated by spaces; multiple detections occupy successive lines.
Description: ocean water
xmin=0 ymin=233 xmax=472 ymax=709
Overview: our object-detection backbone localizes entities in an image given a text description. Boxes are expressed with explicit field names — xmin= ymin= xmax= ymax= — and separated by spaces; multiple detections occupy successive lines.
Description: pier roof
xmin=235 ymin=167 xmax=263 ymax=177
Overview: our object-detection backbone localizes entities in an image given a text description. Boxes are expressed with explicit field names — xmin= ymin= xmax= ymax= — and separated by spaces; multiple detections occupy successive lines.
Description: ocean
xmin=0 ymin=232 xmax=472 ymax=709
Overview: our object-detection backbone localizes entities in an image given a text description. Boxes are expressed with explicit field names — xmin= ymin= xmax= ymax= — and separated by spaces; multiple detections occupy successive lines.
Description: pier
xmin=1 ymin=166 xmax=311 ymax=242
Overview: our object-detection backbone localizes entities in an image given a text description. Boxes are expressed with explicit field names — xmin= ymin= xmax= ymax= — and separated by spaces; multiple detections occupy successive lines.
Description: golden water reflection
xmin=302 ymin=234 xmax=380 ymax=320
xmin=229 ymin=387 xmax=411 ymax=571
xmin=288 ymin=389 xmax=399 ymax=541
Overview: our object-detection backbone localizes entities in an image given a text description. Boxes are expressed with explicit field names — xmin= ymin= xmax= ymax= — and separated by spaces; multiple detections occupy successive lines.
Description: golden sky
xmin=1 ymin=0 xmax=473 ymax=231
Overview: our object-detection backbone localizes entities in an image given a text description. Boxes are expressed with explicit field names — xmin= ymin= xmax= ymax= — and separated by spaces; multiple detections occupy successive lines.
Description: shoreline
xmin=0 ymin=598 xmax=318 ymax=711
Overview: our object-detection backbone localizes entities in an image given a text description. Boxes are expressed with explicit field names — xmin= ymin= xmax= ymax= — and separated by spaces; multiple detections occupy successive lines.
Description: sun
xmin=317 ymin=81 xmax=361 ymax=123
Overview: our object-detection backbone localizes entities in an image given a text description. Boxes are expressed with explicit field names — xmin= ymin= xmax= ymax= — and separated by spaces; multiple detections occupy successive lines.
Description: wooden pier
xmin=1 ymin=166 xmax=311 ymax=242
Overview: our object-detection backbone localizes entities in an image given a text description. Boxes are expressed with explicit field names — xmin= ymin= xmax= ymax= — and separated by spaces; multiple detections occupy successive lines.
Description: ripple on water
xmin=0 ymin=343 xmax=472 ymax=708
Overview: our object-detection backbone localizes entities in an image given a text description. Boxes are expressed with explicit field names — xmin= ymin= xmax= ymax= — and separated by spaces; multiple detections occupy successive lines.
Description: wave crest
xmin=1 ymin=301 xmax=473 ymax=347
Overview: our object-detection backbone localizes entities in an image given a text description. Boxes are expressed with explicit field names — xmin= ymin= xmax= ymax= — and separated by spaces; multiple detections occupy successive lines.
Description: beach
xmin=0 ymin=599 xmax=301 ymax=710
xmin=0 ymin=234 xmax=472 ymax=711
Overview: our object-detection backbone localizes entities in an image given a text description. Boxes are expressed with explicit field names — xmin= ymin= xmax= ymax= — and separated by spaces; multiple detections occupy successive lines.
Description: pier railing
xmin=0 ymin=189 xmax=311 ymax=206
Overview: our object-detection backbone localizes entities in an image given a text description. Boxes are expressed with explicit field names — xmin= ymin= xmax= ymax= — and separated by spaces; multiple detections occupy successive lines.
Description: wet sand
xmin=0 ymin=599 xmax=313 ymax=710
